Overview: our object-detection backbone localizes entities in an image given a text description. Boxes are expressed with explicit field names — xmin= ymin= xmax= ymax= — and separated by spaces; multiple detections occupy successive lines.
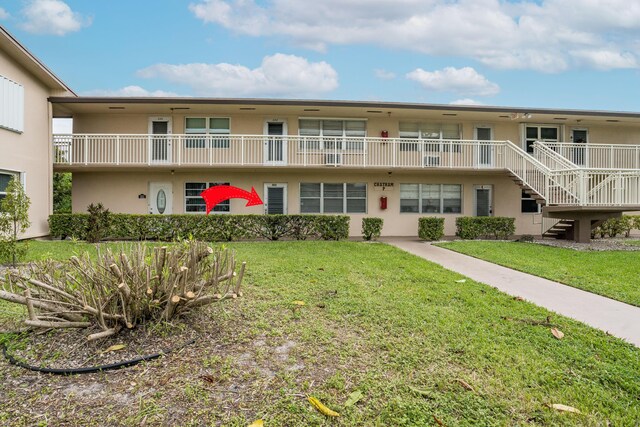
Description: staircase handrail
xmin=532 ymin=141 xmax=579 ymax=170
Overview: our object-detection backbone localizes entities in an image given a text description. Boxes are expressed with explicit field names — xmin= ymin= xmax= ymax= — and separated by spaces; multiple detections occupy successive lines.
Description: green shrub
xmin=48 ymin=213 xmax=350 ymax=242
xmin=456 ymin=217 xmax=515 ymax=240
xmin=593 ymin=215 xmax=640 ymax=239
xmin=362 ymin=217 xmax=383 ymax=241
xmin=86 ymin=203 xmax=111 ymax=243
xmin=418 ymin=217 xmax=445 ymax=241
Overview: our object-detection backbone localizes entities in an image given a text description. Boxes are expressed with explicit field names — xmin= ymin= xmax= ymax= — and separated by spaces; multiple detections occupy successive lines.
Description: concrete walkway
xmin=384 ymin=238 xmax=640 ymax=347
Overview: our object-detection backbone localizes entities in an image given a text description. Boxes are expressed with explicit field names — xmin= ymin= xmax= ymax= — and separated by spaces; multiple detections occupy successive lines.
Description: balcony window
xmin=399 ymin=122 xmax=461 ymax=152
xmin=298 ymin=119 xmax=366 ymax=151
xmin=524 ymin=125 xmax=559 ymax=153
xmin=185 ymin=182 xmax=230 ymax=213
xmin=400 ymin=183 xmax=462 ymax=214
xmin=300 ymin=182 xmax=367 ymax=214
xmin=185 ymin=117 xmax=230 ymax=148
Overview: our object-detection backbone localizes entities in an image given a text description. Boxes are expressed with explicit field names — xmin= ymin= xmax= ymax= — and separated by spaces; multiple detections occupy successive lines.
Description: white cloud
xmin=20 ymin=0 xmax=91 ymax=36
xmin=0 ymin=8 xmax=10 ymax=20
xmin=407 ymin=67 xmax=499 ymax=96
xmin=188 ymin=0 xmax=640 ymax=72
xmin=374 ymin=69 xmax=396 ymax=80
xmin=82 ymin=86 xmax=180 ymax=97
xmin=137 ymin=53 xmax=338 ymax=97
xmin=450 ymin=98 xmax=485 ymax=106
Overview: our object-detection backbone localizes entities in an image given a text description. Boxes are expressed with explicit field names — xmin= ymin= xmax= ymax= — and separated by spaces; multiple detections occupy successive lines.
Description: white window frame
xmin=0 ymin=170 xmax=24 ymax=209
xmin=185 ymin=117 xmax=231 ymax=148
xmin=521 ymin=191 xmax=541 ymax=214
xmin=297 ymin=118 xmax=367 ymax=151
xmin=398 ymin=122 xmax=462 ymax=152
xmin=399 ymin=183 xmax=462 ymax=214
xmin=299 ymin=182 xmax=367 ymax=214
xmin=184 ymin=181 xmax=230 ymax=214
xmin=522 ymin=124 xmax=561 ymax=153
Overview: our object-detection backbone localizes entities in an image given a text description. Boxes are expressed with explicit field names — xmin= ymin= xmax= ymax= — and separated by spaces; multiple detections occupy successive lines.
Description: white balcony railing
xmin=541 ymin=142 xmax=640 ymax=169
xmin=52 ymin=134 xmax=640 ymax=209
xmin=53 ymin=134 xmax=509 ymax=170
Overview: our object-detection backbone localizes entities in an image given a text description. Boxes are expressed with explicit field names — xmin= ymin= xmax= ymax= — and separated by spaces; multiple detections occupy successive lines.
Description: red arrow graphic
xmin=200 ymin=185 xmax=263 ymax=214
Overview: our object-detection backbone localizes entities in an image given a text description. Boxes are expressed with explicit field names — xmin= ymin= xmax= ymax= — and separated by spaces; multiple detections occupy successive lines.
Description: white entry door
xmin=474 ymin=185 xmax=493 ymax=217
xmin=475 ymin=126 xmax=494 ymax=167
xmin=149 ymin=117 xmax=172 ymax=164
xmin=264 ymin=121 xmax=287 ymax=165
xmin=264 ymin=183 xmax=287 ymax=214
xmin=149 ymin=182 xmax=173 ymax=214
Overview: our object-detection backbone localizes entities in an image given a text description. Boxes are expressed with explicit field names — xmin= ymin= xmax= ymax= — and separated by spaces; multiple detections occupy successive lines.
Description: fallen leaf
xmin=455 ymin=279 xmax=466 ymax=283
xmin=200 ymin=374 xmax=216 ymax=384
xmin=308 ymin=395 xmax=340 ymax=417
xmin=433 ymin=415 xmax=446 ymax=426
xmin=316 ymin=303 xmax=326 ymax=309
xmin=549 ymin=403 xmax=580 ymax=414
xmin=344 ymin=390 xmax=363 ymax=407
xmin=292 ymin=300 xmax=305 ymax=306
xmin=104 ymin=344 xmax=126 ymax=353
xmin=551 ymin=328 xmax=565 ymax=340
xmin=408 ymin=385 xmax=431 ymax=397
xmin=248 ymin=420 xmax=264 ymax=427
xmin=455 ymin=379 xmax=475 ymax=392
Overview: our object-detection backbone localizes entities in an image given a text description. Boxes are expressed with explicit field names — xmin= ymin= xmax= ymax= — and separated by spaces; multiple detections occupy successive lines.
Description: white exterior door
xmin=264 ymin=121 xmax=287 ymax=166
xmin=149 ymin=182 xmax=173 ymax=214
xmin=474 ymin=185 xmax=493 ymax=217
xmin=264 ymin=183 xmax=287 ymax=214
xmin=475 ymin=126 xmax=494 ymax=168
xmin=149 ymin=117 xmax=172 ymax=164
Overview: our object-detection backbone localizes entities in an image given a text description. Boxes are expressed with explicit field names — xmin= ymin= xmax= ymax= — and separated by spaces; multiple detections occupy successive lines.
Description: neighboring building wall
xmin=71 ymin=169 xmax=538 ymax=237
xmin=0 ymin=48 xmax=53 ymax=238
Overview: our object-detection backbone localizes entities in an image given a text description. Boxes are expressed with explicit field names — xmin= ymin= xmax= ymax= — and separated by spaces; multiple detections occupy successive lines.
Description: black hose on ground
xmin=1 ymin=338 xmax=196 ymax=375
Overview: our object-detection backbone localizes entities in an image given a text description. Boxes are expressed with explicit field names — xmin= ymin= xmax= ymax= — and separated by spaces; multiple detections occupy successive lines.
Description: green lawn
xmin=0 ymin=240 xmax=639 ymax=426
xmin=436 ymin=241 xmax=640 ymax=307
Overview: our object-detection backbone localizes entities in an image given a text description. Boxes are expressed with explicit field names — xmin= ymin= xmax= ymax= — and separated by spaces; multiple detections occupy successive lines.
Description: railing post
xmin=208 ymin=136 xmax=212 ymax=166
xmin=84 ymin=135 xmax=88 ymax=165
xmin=177 ymin=135 xmax=181 ymax=166
xmin=116 ymin=135 xmax=120 ymax=165
xmin=363 ymin=138 xmax=367 ymax=168
xmin=241 ymin=136 xmax=244 ymax=166
xmin=393 ymin=139 xmax=397 ymax=168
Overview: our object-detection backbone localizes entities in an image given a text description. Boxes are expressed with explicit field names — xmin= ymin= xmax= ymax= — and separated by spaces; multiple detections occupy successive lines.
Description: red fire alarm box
xmin=380 ymin=196 xmax=388 ymax=210
xmin=381 ymin=130 xmax=389 ymax=138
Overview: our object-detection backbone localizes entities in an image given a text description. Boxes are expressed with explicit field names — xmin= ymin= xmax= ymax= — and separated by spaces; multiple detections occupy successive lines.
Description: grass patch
xmin=623 ymin=240 xmax=640 ymax=247
xmin=436 ymin=241 xmax=640 ymax=307
xmin=0 ymin=240 xmax=639 ymax=425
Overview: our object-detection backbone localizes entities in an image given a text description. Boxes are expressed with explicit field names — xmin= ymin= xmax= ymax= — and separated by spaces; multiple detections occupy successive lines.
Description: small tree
xmin=0 ymin=175 xmax=31 ymax=266
xmin=86 ymin=202 xmax=111 ymax=243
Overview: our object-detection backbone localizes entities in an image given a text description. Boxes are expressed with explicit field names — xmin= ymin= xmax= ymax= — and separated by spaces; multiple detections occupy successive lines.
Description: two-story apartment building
xmin=50 ymin=97 xmax=640 ymax=241
xmin=0 ymin=26 xmax=74 ymax=238
xmin=1 ymin=24 xmax=639 ymax=242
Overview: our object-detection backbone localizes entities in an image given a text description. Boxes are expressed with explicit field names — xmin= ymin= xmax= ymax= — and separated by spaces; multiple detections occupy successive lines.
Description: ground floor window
xmin=185 ymin=182 xmax=230 ymax=213
xmin=521 ymin=191 xmax=541 ymax=213
xmin=300 ymin=183 xmax=367 ymax=213
xmin=400 ymin=183 xmax=462 ymax=214
xmin=0 ymin=171 xmax=18 ymax=207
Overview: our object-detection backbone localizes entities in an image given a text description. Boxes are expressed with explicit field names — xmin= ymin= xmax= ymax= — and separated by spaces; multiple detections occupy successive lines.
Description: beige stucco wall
xmin=73 ymin=111 xmax=640 ymax=150
xmin=0 ymin=48 xmax=53 ymax=238
xmin=72 ymin=169 xmax=541 ymax=237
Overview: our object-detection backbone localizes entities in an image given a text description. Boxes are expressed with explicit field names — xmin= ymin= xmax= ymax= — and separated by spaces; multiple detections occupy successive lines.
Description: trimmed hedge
xmin=418 ymin=217 xmax=445 ymax=241
xmin=49 ymin=214 xmax=350 ymax=242
xmin=455 ymin=217 xmax=515 ymax=240
xmin=362 ymin=217 xmax=383 ymax=241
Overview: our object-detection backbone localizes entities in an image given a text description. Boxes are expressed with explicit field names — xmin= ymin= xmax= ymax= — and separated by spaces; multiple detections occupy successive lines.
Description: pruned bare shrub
xmin=0 ymin=241 xmax=245 ymax=340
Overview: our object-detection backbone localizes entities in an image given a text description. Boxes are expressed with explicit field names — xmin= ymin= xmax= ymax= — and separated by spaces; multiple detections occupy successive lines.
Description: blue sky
xmin=2 ymin=0 xmax=640 ymax=112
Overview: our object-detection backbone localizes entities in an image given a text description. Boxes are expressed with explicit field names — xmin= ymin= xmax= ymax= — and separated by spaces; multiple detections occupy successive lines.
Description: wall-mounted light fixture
xmin=138 ymin=194 xmax=146 ymax=199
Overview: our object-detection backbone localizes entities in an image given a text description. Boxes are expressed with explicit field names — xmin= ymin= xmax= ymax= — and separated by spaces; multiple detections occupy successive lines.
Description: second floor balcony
xmin=53 ymin=134 xmax=511 ymax=170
